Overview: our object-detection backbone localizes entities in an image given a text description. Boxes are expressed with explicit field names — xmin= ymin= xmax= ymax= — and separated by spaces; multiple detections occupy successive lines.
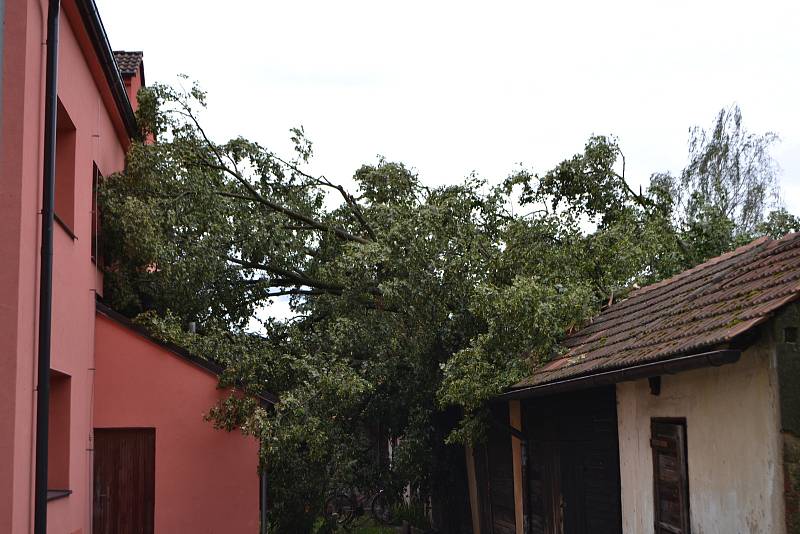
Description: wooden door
xmin=651 ymin=420 xmax=690 ymax=534
xmin=559 ymin=439 xmax=620 ymax=534
xmin=93 ymin=428 xmax=155 ymax=534
xmin=525 ymin=387 xmax=622 ymax=534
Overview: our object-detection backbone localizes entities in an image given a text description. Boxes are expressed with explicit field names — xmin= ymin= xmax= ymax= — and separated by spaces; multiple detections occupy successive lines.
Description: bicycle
xmin=323 ymin=488 xmax=392 ymax=530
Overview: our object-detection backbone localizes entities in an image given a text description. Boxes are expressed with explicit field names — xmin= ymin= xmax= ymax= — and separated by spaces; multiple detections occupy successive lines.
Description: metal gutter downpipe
xmin=0 ymin=0 xmax=5 ymax=125
xmin=260 ymin=469 xmax=268 ymax=534
xmin=34 ymin=1 xmax=61 ymax=533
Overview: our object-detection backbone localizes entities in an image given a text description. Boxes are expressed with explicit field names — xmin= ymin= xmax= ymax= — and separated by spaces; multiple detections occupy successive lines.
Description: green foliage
xmin=438 ymin=277 xmax=593 ymax=441
xmin=650 ymin=104 xmax=783 ymax=267
xmin=757 ymin=208 xmax=800 ymax=239
xmin=391 ymin=500 xmax=431 ymax=529
xmin=100 ymin=85 xmax=796 ymax=532
xmin=682 ymin=105 xmax=780 ymax=235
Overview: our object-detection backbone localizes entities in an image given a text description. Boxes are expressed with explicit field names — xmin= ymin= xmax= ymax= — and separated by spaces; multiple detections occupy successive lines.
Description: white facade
xmin=616 ymin=338 xmax=785 ymax=534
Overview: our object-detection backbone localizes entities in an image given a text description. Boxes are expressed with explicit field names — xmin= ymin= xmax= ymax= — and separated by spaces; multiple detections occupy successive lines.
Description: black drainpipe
xmin=260 ymin=468 xmax=268 ymax=534
xmin=34 ymin=1 xmax=61 ymax=533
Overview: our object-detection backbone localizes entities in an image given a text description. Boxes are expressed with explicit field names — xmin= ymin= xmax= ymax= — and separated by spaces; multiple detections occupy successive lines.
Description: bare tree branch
xmin=265 ymin=288 xmax=329 ymax=298
xmin=268 ymin=154 xmax=377 ymax=241
xmin=178 ymin=108 xmax=372 ymax=245
xmin=226 ymin=256 xmax=344 ymax=294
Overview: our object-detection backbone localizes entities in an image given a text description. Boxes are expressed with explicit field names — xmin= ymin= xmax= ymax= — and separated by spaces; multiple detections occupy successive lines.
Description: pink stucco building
xmin=0 ymin=1 xmax=271 ymax=532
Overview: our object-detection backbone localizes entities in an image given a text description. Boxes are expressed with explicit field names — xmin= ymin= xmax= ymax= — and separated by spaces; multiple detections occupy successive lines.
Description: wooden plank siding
xmin=509 ymin=400 xmax=525 ymax=534
xmin=466 ymin=444 xmax=484 ymax=534
xmin=523 ymin=387 xmax=622 ymax=534
xmin=474 ymin=403 xmax=517 ymax=534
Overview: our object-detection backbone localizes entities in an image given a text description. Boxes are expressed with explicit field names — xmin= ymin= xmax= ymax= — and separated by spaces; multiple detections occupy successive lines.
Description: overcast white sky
xmin=97 ymin=0 xmax=800 ymax=212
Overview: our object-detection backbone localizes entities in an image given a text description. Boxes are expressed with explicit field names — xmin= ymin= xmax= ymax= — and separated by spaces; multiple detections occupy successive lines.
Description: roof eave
xmin=74 ymin=0 xmax=140 ymax=140
xmin=496 ymin=349 xmax=741 ymax=401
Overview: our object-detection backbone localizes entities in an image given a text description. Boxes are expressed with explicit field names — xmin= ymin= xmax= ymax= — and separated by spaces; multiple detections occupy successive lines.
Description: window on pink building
xmin=48 ymin=370 xmax=71 ymax=493
xmin=55 ymin=100 xmax=77 ymax=235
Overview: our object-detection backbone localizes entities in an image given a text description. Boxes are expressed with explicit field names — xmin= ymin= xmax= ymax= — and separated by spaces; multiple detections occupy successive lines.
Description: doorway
xmin=93 ymin=428 xmax=155 ymax=534
xmin=523 ymin=387 xmax=621 ymax=534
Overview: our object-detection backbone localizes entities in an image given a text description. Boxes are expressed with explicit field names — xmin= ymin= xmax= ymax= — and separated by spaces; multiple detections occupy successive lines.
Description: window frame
xmin=47 ymin=369 xmax=72 ymax=495
xmin=54 ymin=99 xmax=77 ymax=238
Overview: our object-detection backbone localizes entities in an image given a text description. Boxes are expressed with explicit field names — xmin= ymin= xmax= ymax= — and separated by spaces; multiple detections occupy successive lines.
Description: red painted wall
xmin=123 ymin=67 xmax=143 ymax=113
xmin=0 ymin=0 xmax=39 ymax=529
xmin=1 ymin=2 xmax=263 ymax=532
xmin=93 ymin=313 xmax=261 ymax=533
xmin=1 ymin=2 xmax=129 ymax=532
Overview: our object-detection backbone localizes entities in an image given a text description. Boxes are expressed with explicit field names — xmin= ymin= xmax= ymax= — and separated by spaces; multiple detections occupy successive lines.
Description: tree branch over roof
xmin=225 ymin=256 xmax=344 ymax=294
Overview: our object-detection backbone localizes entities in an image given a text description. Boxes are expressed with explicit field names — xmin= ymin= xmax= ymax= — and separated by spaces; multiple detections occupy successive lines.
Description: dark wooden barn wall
xmin=523 ymin=386 xmax=621 ymax=534
xmin=475 ymin=403 xmax=516 ymax=534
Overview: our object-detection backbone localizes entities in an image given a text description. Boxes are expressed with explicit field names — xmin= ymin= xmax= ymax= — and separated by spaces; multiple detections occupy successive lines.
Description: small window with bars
xmin=651 ymin=419 xmax=690 ymax=534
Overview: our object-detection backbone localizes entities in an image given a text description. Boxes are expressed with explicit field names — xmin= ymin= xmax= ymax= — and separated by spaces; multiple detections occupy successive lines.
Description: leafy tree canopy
xmin=99 ymin=83 xmax=794 ymax=531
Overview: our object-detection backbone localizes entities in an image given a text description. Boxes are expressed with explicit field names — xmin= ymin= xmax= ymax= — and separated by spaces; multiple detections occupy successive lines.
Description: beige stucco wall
xmin=616 ymin=339 xmax=785 ymax=534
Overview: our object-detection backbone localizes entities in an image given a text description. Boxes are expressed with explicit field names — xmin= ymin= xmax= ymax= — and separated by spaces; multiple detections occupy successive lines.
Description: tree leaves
xmin=101 ymin=85 xmax=795 ymax=531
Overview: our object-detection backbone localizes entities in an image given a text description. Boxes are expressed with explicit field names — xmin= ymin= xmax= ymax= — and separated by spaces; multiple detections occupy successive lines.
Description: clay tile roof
xmin=512 ymin=232 xmax=800 ymax=389
xmin=113 ymin=51 xmax=143 ymax=78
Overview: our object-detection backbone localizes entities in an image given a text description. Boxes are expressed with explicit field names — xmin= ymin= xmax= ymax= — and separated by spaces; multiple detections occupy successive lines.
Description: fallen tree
xmin=100 ymin=84 xmax=796 ymax=531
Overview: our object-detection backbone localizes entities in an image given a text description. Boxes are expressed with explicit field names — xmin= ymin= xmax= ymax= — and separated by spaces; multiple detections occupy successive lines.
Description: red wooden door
xmin=93 ymin=428 xmax=156 ymax=534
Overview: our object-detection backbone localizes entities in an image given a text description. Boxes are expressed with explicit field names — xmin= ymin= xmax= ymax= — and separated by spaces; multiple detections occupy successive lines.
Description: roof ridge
xmin=602 ymin=234 xmax=792 ymax=319
xmin=587 ymin=238 xmax=770 ymax=323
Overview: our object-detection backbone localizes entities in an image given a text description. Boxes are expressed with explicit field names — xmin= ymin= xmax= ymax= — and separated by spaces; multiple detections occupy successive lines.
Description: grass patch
xmin=313 ymin=517 xmax=396 ymax=534
xmin=351 ymin=526 xmax=395 ymax=534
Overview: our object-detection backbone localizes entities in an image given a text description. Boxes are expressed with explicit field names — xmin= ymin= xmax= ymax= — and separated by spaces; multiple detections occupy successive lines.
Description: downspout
xmin=260 ymin=468 xmax=268 ymax=534
xmin=0 ymin=0 xmax=5 ymax=124
xmin=33 ymin=1 xmax=60 ymax=533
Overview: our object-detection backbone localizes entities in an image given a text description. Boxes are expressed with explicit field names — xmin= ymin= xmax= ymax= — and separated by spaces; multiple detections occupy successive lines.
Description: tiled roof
xmin=113 ymin=51 xmax=143 ymax=77
xmin=513 ymin=232 xmax=800 ymax=389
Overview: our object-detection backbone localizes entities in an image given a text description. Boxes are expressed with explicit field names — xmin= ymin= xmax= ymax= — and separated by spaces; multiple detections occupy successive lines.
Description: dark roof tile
xmin=113 ymin=51 xmax=143 ymax=77
xmin=513 ymin=232 xmax=800 ymax=389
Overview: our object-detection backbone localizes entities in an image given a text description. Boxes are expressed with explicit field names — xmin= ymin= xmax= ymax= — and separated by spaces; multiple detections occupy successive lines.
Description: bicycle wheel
xmin=370 ymin=491 xmax=392 ymax=524
xmin=324 ymin=494 xmax=354 ymax=525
